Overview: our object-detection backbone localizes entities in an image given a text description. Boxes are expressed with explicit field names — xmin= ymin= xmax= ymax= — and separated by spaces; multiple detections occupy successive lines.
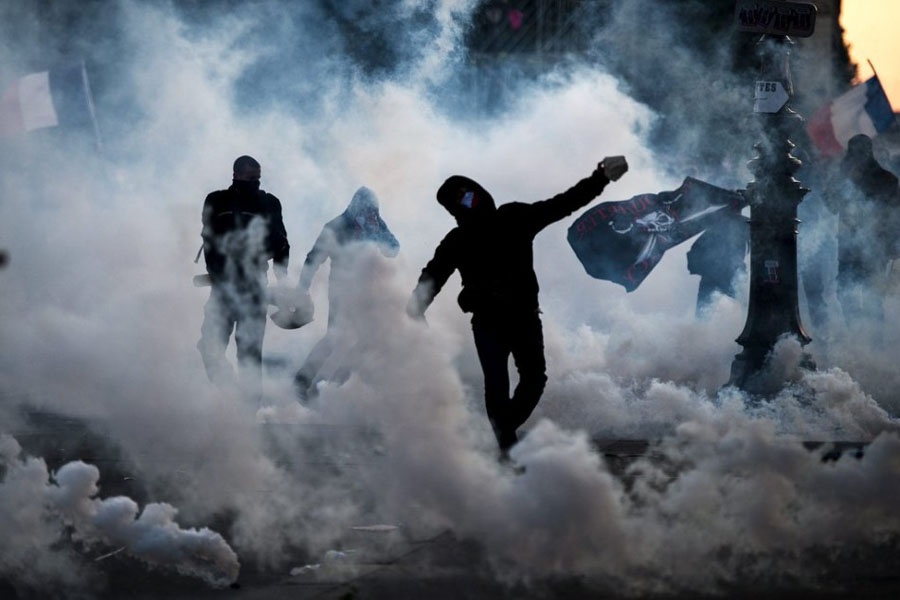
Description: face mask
xmin=459 ymin=190 xmax=477 ymax=209
xmin=233 ymin=179 xmax=260 ymax=192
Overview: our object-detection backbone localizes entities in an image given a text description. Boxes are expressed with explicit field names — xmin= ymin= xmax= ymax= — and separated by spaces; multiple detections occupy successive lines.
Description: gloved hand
xmin=600 ymin=156 xmax=628 ymax=181
xmin=405 ymin=294 xmax=427 ymax=323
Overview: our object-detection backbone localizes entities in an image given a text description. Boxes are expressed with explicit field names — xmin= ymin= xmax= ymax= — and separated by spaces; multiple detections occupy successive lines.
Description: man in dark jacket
xmin=407 ymin=157 xmax=628 ymax=457
xmin=294 ymin=186 xmax=399 ymax=399
xmin=197 ymin=155 xmax=290 ymax=401
xmin=825 ymin=134 xmax=900 ymax=332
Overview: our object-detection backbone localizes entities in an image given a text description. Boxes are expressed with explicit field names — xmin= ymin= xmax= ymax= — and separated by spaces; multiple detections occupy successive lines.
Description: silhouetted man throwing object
xmin=197 ymin=155 xmax=290 ymax=403
xmin=407 ymin=157 xmax=628 ymax=459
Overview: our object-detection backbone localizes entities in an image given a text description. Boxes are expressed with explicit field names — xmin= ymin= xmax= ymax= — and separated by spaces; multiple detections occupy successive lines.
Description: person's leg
xmin=509 ymin=311 xmax=547 ymax=431
xmin=840 ymin=271 xmax=885 ymax=340
xmin=836 ymin=266 xmax=858 ymax=324
xmin=803 ymin=264 xmax=829 ymax=333
xmin=197 ymin=287 xmax=236 ymax=384
xmin=836 ymin=261 xmax=887 ymax=345
xmin=472 ymin=316 xmax=516 ymax=453
xmin=695 ymin=277 xmax=718 ymax=318
xmin=294 ymin=335 xmax=333 ymax=401
xmin=235 ymin=301 xmax=267 ymax=404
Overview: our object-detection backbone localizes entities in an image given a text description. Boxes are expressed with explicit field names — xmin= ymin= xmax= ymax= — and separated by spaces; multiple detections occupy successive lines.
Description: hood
xmin=842 ymin=134 xmax=879 ymax=177
xmin=436 ymin=175 xmax=497 ymax=224
xmin=340 ymin=187 xmax=398 ymax=253
xmin=345 ymin=186 xmax=379 ymax=221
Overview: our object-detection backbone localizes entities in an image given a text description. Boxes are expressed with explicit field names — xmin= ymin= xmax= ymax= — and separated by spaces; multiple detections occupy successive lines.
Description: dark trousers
xmin=197 ymin=283 xmax=267 ymax=402
xmin=836 ymin=265 xmax=885 ymax=344
xmin=472 ymin=309 xmax=547 ymax=453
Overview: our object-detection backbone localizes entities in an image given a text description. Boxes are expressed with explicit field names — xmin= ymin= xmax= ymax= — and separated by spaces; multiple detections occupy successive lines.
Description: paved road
xmin=3 ymin=410 xmax=898 ymax=600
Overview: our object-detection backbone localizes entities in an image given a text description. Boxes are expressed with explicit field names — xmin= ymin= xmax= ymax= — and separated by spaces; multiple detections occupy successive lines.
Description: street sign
xmin=735 ymin=0 xmax=817 ymax=38
xmin=754 ymin=80 xmax=789 ymax=113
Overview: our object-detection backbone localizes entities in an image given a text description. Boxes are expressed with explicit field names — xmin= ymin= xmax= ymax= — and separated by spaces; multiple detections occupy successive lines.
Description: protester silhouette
xmin=407 ymin=157 xmax=628 ymax=460
xmin=824 ymin=134 xmax=900 ymax=337
xmin=686 ymin=202 xmax=749 ymax=316
xmin=197 ymin=155 xmax=290 ymax=403
xmin=294 ymin=187 xmax=399 ymax=400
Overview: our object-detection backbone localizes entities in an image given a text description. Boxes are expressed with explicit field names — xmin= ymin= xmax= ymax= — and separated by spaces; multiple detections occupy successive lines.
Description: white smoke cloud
xmin=2 ymin=0 xmax=900 ymax=596
xmin=0 ymin=433 xmax=238 ymax=594
xmin=257 ymin=249 xmax=900 ymax=593
xmin=0 ymin=435 xmax=99 ymax=597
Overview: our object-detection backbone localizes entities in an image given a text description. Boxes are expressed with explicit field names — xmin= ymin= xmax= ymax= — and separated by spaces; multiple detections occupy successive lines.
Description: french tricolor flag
xmin=807 ymin=75 xmax=896 ymax=158
xmin=0 ymin=62 xmax=98 ymax=139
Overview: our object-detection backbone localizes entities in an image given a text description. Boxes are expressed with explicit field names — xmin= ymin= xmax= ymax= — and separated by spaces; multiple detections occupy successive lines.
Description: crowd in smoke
xmin=1 ymin=0 xmax=900 ymax=596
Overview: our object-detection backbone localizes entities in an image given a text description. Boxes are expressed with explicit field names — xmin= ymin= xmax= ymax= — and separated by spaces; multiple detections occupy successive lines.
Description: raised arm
xmin=525 ymin=157 xmax=627 ymax=234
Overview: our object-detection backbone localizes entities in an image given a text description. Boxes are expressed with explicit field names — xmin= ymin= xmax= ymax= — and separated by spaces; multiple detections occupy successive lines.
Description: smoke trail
xmin=0 ymin=433 xmax=239 ymax=593
xmin=51 ymin=461 xmax=240 ymax=586
xmin=0 ymin=434 xmax=97 ymax=596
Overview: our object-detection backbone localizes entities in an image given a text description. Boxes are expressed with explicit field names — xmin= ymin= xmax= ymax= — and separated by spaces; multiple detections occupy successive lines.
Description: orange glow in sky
xmin=840 ymin=0 xmax=900 ymax=108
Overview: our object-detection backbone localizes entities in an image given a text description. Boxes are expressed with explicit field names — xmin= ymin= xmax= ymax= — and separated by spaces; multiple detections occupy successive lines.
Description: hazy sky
xmin=841 ymin=0 xmax=900 ymax=106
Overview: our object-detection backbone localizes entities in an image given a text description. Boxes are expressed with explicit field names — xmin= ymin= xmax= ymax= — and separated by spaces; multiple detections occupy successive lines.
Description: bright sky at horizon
xmin=840 ymin=0 xmax=900 ymax=108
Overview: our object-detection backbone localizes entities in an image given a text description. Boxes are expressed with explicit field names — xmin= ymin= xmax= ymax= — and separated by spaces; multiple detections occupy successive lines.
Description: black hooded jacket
xmin=411 ymin=171 xmax=610 ymax=316
xmin=201 ymin=183 xmax=290 ymax=285
xmin=825 ymin=135 xmax=900 ymax=274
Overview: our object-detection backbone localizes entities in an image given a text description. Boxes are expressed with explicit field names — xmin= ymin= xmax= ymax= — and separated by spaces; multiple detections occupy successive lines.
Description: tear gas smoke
xmin=0 ymin=433 xmax=238 ymax=594
xmin=1 ymin=0 xmax=899 ymax=596
xmin=263 ymin=255 xmax=900 ymax=592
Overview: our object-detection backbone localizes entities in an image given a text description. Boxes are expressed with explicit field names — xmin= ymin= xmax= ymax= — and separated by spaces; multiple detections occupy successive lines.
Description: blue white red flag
xmin=807 ymin=75 xmax=895 ymax=158
xmin=0 ymin=62 xmax=98 ymax=139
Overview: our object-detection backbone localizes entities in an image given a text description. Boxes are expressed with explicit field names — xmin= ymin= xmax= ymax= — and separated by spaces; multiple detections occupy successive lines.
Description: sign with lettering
xmin=735 ymin=0 xmax=816 ymax=38
xmin=754 ymin=80 xmax=789 ymax=113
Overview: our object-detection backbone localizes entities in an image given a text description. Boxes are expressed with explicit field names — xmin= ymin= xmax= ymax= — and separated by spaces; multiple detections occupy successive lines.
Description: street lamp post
xmin=729 ymin=2 xmax=818 ymax=393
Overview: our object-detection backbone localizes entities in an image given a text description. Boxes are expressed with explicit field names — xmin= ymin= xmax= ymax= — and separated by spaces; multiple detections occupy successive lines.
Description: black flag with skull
xmin=567 ymin=177 xmax=746 ymax=291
